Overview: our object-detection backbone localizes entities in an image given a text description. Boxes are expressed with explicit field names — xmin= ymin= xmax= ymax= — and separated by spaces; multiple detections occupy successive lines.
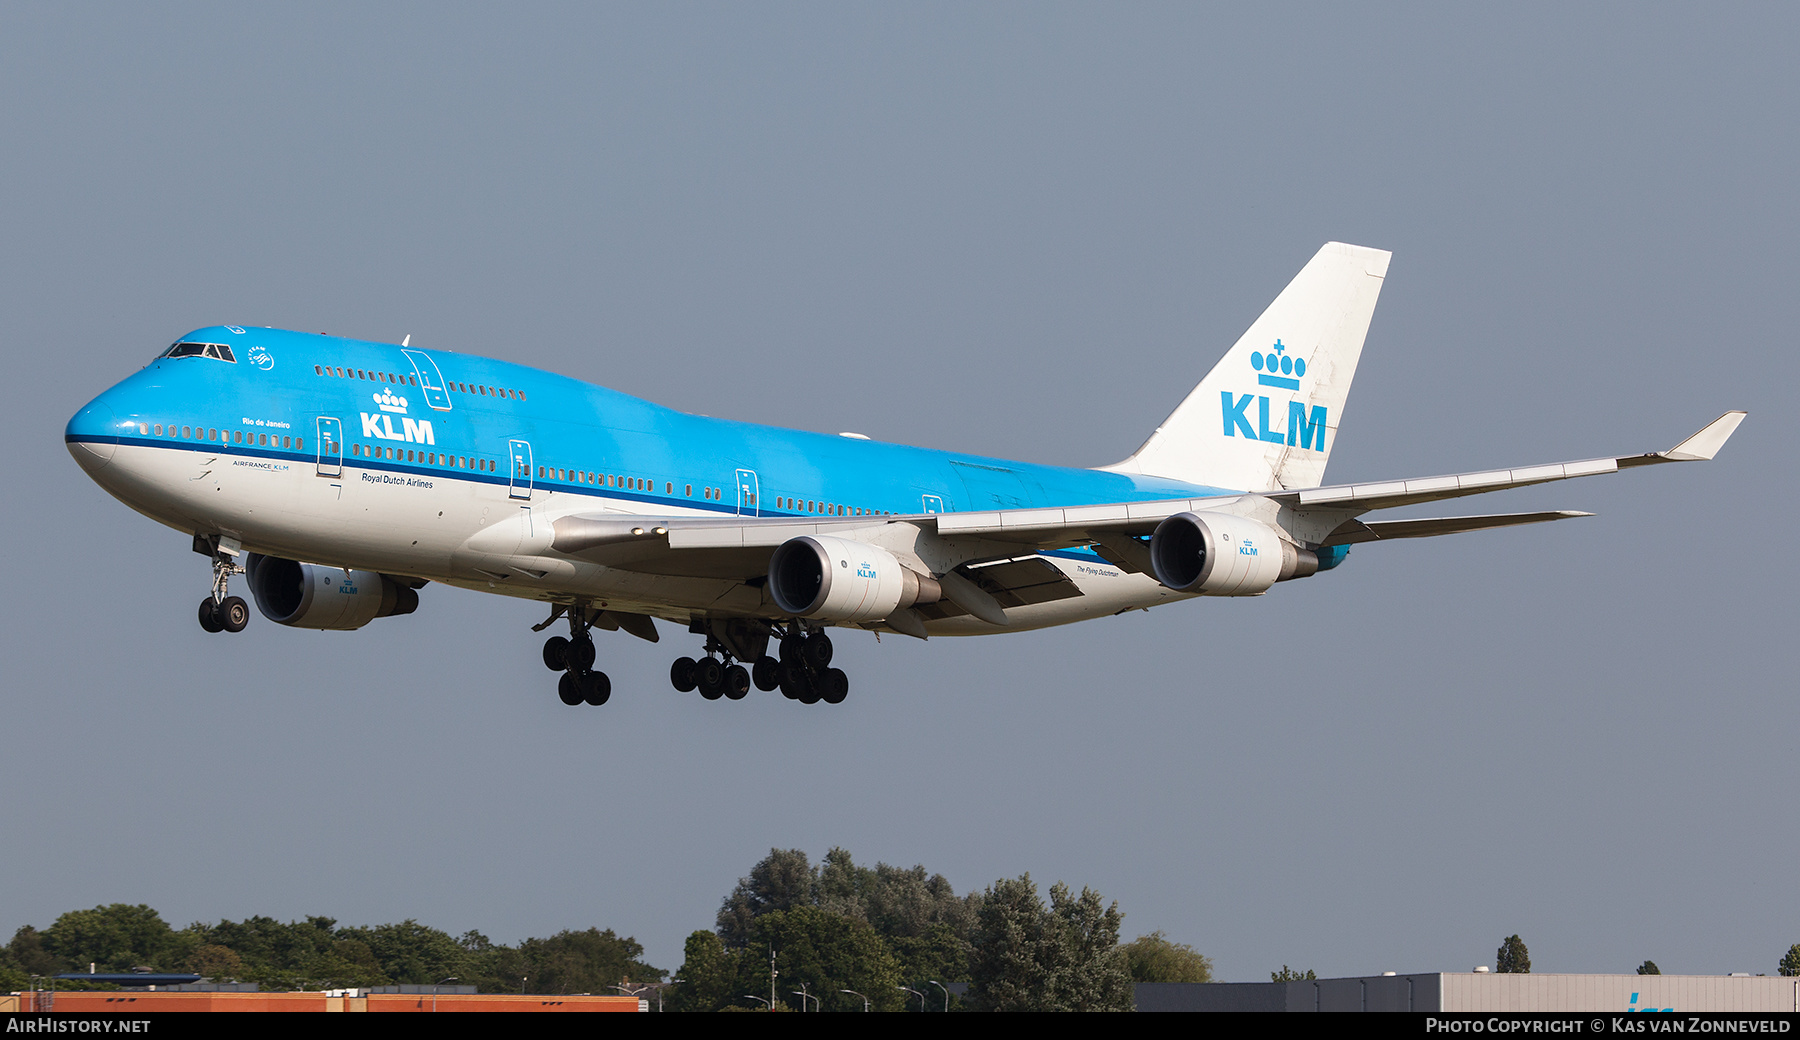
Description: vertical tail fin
xmin=1103 ymin=242 xmax=1391 ymax=492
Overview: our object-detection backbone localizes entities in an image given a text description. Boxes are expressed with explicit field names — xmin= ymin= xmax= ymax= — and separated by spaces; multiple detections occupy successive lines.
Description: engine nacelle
xmin=768 ymin=536 xmax=941 ymax=623
xmin=245 ymin=553 xmax=420 ymax=630
xmin=1148 ymin=511 xmax=1317 ymax=596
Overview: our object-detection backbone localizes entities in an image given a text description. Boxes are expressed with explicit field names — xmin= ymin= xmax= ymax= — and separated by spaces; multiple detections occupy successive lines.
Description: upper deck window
xmin=162 ymin=341 xmax=237 ymax=363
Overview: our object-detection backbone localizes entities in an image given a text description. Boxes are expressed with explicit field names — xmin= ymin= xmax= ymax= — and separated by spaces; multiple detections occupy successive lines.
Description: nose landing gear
xmin=194 ymin=534 xmax=248 ymax=634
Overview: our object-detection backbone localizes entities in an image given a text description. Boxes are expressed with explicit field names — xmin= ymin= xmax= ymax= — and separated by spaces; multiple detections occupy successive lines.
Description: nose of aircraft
xmin=66 ymin=398 xmax=120 ymax=473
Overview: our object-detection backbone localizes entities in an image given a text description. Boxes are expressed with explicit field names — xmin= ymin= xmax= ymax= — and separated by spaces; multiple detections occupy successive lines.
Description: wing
xmin=929 ymin=411 xmax=1746 ymax=548
xmin=535 ymin=413 xmax=1741 ymax=622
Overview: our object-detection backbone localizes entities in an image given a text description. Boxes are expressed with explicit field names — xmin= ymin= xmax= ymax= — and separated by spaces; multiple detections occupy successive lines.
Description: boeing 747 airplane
xmin=65 ymin=243 xmax=1744 ymax=707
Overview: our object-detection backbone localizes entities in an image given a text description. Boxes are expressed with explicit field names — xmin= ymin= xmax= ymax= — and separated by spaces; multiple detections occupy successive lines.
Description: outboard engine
xmin=245 ymin=553 xmax=420 ymax=630
xmin=1148 ymin=511 xmax=1318 ymax=596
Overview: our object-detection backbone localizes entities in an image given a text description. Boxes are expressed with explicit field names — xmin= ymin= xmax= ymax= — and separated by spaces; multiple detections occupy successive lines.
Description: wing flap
xmin=1321 ymin=510 xmax=1593 ymax=547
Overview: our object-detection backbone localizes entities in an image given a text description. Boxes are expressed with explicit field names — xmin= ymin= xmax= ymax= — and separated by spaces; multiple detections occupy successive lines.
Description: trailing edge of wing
xmin=1320 ymin=511 xmax=1592 ymax=547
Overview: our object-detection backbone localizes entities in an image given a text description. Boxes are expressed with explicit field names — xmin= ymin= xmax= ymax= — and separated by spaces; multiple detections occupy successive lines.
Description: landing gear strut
xmin=538 ymin=603 xmax=610 ymax=706
xmin=194 ymin=534 xmax=248 ymax=634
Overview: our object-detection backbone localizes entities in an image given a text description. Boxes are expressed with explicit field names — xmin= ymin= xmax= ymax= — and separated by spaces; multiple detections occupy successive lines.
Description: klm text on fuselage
xmin=1221 ymin=393 xmax=1327 ymax=450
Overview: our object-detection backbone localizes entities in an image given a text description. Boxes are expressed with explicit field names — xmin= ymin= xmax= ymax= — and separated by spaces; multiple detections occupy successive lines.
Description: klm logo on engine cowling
xmin=1238 ymin=538 xmax=1258 ymax=557
xmin=360 ymin=390 xmax=436 ymax=445
xmin=1220 ymin=338 xmax=1327 ymax=451
xmin=856 ymin=561 xmax=877 ymax=579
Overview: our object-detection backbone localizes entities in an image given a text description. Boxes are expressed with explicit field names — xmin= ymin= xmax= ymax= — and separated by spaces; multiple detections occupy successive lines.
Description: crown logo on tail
xmin=1250 ymin=339 xmax=1303 ymax=390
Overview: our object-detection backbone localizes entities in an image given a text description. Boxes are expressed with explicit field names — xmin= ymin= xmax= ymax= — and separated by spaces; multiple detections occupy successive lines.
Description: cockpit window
xmin=162 ymin=341 xmax=237 ymax=363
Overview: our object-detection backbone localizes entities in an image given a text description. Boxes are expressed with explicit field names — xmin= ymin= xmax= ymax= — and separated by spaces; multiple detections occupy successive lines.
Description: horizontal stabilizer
xmin=1321 ymin=511 xmax=1592 ymax=547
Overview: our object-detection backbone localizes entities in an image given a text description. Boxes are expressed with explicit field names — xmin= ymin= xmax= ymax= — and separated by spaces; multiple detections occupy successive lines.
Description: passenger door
xmin=315 ymin=417 xmax=343 ymax=477
xmin=736 ymin=469 xmax=760 ymax=516
xmin=401 ymin=350 xmax=454 ymax=411
xmin=508 ymin=439 xmax=533 ymax=500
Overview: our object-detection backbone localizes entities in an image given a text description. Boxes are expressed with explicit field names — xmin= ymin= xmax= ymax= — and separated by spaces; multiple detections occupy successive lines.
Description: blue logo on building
xmin=1222 ymin=339 xmax=1327 ymax=452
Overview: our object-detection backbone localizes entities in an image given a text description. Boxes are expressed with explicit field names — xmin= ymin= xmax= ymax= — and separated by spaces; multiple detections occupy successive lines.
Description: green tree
xmin=42 ymin=905 xmax=195 ymax=974
xmin=738 ymin=907 xmax=903 ymax=1012
xmin=337 ymin=920 xmax=466 ymax=986
xmin=666 ymin=930 xmax=741 ymax=1012
xmin=1637 ymin=960 xmax=1660 ymax=975
xmin=1496 ymin=935 xmax=1531 ymax=974
xmin=514 ymin=928 xmax=661 ymax=994
xmin=966 ymin=874 xmax=1131 ymax=1012
xmin=1779 ymin=945 xmax=1800 ymax=978
xmin=186 ymin=945 xmax=243 ymax=982
xmin=1271 ymin=965 xmax=1316 ymax=982
xmin=1124 ymin=931 xmax=1214 ymax=983
xmin=1045 ymin=882 xmax=1132 ymax=1011
xmin=5 ymin=926 xmax=64 ymax=977
xmin=717 ymin=849 xmax=817 ymax=949
xmin=967 ymin=875 xmax=1050 ymax=1011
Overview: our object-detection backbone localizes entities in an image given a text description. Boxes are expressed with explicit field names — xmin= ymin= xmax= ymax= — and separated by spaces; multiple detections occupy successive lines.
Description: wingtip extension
xmin=1664 ymin=410 xmax=1747 ymax=462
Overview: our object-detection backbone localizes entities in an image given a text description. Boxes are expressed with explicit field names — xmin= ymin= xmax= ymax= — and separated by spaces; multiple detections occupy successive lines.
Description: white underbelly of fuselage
xmin=91 ymin=442 xmax=1180 ymax=632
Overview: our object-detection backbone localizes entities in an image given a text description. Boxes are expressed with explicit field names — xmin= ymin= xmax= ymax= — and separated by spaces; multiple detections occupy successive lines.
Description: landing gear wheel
xmin=819 ymin=668 xmax=849 ymax=705
xmin=802 ymin=631 xmax=834 ymax=670
xmin=752 ymin=656 xmax=780 ymax=692
xmin=558 ymin=672 xmax=584 ymax=706
xmin=198 ymin=598 xmax=224 ymax=633
xmin=796 ymin=674 xmax=823 ymax=705
xmin=542 ymin=635 xmax=570 ymax=671
xmin=670 ymin=657 xmax=698 ymax=693
xmin=780 ymin=632 xmax=806 ymax=662
xmin=723 ymin=664 xmax=751 ymax=700
xmin=696 ymin=657 xmax=725 ymax=700
xmin=583 ymin=671 xmax=612 ymax=706
xmin=777 ymin=659 xmax=807 ymax=699
xmin=218 ymin=596 xmax=250 ymax=633
xmin=567 ymin=636 xmax=596 ymax=673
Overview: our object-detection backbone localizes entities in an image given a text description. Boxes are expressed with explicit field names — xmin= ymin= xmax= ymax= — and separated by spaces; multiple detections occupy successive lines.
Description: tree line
xmin=1 ymin=848 xmax=1211 ymax=1010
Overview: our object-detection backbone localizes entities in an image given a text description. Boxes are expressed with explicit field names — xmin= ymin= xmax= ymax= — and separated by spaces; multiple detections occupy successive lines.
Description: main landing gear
xmin=194 ymin=534 xmax=249 ymax=634
xmin=540 ymin=603 xmax=611 ymax=707
xmin=669 ymin=623 xmax=848 ymax=706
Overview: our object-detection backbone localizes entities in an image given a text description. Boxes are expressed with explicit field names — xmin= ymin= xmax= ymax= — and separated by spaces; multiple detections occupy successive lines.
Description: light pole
xmin=741 ymin=994 xmax=771 ymax=1009
xmin=931 ymin=979 xmax=950 ymax=1013
xmin=792 ymin=985 xmax=820 ymax=1012
xmin=841 ymin=988 xmax=871 ymax=1011
xmin=899 ymin=985 xmax=926 ymax=1012
xmin=432 ymin=976 xmax=458 ymax=1012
